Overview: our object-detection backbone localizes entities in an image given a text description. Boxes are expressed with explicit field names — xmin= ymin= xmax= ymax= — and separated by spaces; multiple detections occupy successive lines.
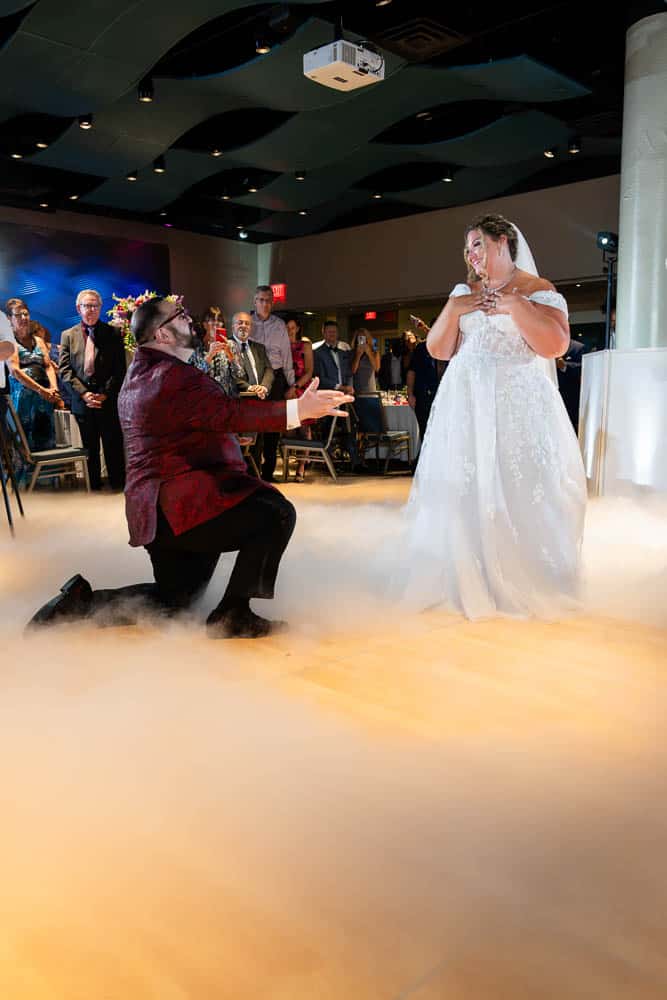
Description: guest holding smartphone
xmin=351 ymin=327 xmax=380 ymax=394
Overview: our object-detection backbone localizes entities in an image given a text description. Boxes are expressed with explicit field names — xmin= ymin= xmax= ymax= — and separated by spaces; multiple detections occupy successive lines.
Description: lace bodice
xmin=451 ymin=284 xmax=568 ymax=361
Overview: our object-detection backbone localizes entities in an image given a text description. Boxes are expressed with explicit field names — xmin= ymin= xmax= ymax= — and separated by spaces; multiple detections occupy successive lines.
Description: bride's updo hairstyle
xmin=463 ymin=213 xmax=518 ymax=282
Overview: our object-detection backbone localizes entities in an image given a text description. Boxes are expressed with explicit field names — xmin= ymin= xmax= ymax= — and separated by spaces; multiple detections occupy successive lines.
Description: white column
xmin=616 ymin=11 xmax=667 ymax=349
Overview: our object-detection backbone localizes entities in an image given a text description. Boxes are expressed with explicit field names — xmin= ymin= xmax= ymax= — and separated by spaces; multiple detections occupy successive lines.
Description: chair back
xmin=354 ymin=393 xmax=384 ymax=435
xmin=323 ymin=414 xmax=339 ymax=447
xmin=5 ymin=399 xmax=32 ymax=461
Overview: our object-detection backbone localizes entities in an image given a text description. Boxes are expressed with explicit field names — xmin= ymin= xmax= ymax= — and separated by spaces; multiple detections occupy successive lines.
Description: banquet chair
xmin=239 ymin=433 xmax=260 ymax=477
xmin=280 ymin=415 xmax=339 ymax=482
xmin=354 ymin=392 xmax=411 ymax=474
xmin=5 ymin=399 xmax=91 ymax=492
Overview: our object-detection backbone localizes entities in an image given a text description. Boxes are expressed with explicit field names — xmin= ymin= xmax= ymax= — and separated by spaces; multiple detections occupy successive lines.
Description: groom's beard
xmin=174 ymin=327 xmax=195 ymax=350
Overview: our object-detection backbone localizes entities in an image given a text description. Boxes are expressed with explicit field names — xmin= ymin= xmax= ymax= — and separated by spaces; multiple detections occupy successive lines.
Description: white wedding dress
xmin=398 ymin=284 xmax=587 ymax=619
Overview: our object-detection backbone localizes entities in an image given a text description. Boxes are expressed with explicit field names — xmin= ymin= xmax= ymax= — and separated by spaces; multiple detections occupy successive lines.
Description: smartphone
xmin=357 ymin=335 xmax=366 ymax=346
xmin=214 ymin=326 xmax=227 ymax=342
xmin=372 ymin=338 xmax=378 ymax=351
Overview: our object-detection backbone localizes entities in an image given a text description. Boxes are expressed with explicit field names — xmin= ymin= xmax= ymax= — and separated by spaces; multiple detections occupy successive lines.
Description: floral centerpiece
xmin=108 ymin=290 xmax=183 ymax=352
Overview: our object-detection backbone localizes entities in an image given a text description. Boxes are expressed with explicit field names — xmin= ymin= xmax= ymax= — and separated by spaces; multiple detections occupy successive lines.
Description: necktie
xmin=83 ymin=327 xmax=95 ymax=378
xmin=241 ymin=342 xmax=248 ymax=353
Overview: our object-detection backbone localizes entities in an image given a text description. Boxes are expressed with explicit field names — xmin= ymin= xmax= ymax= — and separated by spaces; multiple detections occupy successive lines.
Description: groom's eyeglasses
xmin=157 ymin=305 xmax=188 ymax=330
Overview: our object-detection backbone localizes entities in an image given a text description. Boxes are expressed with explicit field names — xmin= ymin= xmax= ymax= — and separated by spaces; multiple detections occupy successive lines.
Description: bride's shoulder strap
xmin=528 ymin=289 xmax=568 ymax=316
xmin=449 ymin=283 xmax=471 ymax=297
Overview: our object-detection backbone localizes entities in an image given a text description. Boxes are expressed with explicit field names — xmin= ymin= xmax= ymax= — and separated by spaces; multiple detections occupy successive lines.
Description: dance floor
xmin=1 ymin=478 xmax=666 ymax=999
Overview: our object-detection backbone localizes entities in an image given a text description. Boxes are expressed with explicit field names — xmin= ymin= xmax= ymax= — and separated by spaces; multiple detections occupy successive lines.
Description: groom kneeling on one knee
xmin=28 ymin=297 xmax=352 ymax=638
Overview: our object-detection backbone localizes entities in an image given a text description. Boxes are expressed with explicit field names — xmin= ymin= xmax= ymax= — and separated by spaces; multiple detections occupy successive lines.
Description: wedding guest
xmin=379 ymin=339 xmax=403 ymax=390
xmin=313 ymin=321 xmax=353 ymax=393
xmin=251 ymin=286 xmax=295 ymax=481
xmin=59 ymin=289 xmax=126 ymax=491
xmin=6 ymin=299 xmax=62 ymax=471
xmin=401 ymin=330 xmax=418 ymax=383
xmin=230 ymin=310 xmax=274 ymax=475
xmin=313 ymin=321 xmax=360 ymax=471
xmin=0 ymin=305 xmax=16 ymax=434
xmin=407 ymin=333 xmax=448 ymax=443
xmin=286 ymin=314 xmax=314 ymax=482
xmin=350 ymin=327 xmax=380 ymax=394
xmin=556 ymin=338 xmax=587 ymax=432
xmin=232 ymin=311 xmax=273 ymax=399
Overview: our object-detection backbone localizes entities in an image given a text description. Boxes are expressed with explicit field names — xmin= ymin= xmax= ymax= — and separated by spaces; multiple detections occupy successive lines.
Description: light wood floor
xmin=1 ymin=479 xmax=665 ymax=999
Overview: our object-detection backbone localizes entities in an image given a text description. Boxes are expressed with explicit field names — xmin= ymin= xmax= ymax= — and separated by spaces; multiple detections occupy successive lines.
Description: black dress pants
xmin=261 ymin=369 xmax=287 ymax=480
xmin=414 ymin=389 xmax=436 ymax=444
xmin=75 ymin=400 xmax=125 ymax=490
xmin=87 ymin=487 xmax=296 ymax=625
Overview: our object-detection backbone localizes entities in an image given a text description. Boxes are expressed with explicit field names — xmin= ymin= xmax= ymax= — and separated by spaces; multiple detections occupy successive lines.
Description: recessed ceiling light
xmin=69 ymin=194 xmax=79 ymax=201
xmin=238 ymin=230 xmax=249 ymax=240
xmin=163 ymin=222 xmax=173 ymax=228
xmin=220 ymin=194 xmax=230 ymax=201
xmin=138 ymin=77 xmax=154 ymax=103
xmin=236 ymin=225 xmax=244 ymax=229
xmin=153 ymin=155 xmax=166 ymax=173
xmin=255 ymin=39 xmax=271 ymax=55
xmin=376 ymin=0 xmax=393 ymax=6
xmin=10 ymin=152 xmax=22 ymax=159
xmin=39 ymin=202 xmax=49 ymax=208
xmin=576 ymin=283 xmax=581 ymax=287
xmin=295 ymin=170 xmax=306 ymax=181
xmin=568 ymin=137 xmax=581 ymax=154
xmin=442 ymin=171 xmax=453 ymax=182
xmin=159 ymin=210 xmax=167 ymax=216
xmin=416 ymin=111 xmax=431 ymax=120
xmin=247 ymin=186 xmax=258 ymax=193
xmin=304 ymin=310 xmax=314 ymax=315
xmin=126 ymin=170 xmax=138 ymax=181
xmin=544 ymin=147 xmax=556 ymax=158
xmin=211 ymin=148 xmax=223 ymax=157
xmin=298 ymin=209 xmax=308 ymax=216
xmin=372 ymin=192 xmax=383 ymax=199
xmin=35 ymin=142 xmax=49 ymax=149
xmin=78 ymin=114 xmax=93 ymax=130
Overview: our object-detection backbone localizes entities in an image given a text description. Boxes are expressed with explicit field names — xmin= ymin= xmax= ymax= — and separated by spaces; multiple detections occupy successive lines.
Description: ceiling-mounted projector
xmin=303 ymin=40 xmax=384 ymax=92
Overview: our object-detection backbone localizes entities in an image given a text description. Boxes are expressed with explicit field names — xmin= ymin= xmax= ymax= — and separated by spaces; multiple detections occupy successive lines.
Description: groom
xmin=28 ymin=297 xmax=351 ymax=638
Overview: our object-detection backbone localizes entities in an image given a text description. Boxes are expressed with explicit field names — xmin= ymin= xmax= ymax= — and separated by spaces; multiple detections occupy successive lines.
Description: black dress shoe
xmin=206 ymin=608 xmax=288 ymax=640
xmin=26 ymin=574 xmax=93 ymax=629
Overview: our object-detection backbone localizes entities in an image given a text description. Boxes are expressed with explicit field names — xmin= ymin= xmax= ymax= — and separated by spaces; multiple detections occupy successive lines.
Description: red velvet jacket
xmin=118 ymin=347 xmax=288 ymax=546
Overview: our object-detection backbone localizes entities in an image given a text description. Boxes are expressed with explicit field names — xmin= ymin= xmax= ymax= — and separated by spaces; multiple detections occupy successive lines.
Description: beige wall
xmin=265 ymin=175 xmax=621 ymax=310
xmin=0 ymin=173 xmax=620 ymax=321
xmin=0 ymin=205 xmax=258 ymax=319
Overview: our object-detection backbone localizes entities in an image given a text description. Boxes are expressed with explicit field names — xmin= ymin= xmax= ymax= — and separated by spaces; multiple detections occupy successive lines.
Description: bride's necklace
xmin=483 ymin=265 xmax=517 ymax=293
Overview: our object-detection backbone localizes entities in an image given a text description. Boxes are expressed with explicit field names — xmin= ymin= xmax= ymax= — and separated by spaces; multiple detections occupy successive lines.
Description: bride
xmin=399 ymin=213 xmax=587 ymax=619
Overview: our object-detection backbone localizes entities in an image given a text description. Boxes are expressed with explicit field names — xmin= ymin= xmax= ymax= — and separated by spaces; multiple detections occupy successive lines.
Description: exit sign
xmin=364 ymin=310 xmax=377 ymax=320
xmin=271 ymin=283 xmax=287 ymax=303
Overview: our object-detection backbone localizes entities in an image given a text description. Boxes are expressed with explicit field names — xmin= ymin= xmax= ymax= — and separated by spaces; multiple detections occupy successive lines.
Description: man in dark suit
xmin=231 ymin=309 xmax=274 ymax=475
xmin=313 ymin=320 xmax=360 ymax=469
xmin=59 ymin=289 xmax=126 ymax=490
xmin=407 ymin=338 xmax=448 ymax=443
xmin=28 ymin=297 xmax=351 ymax=637
xmin=313 ymin=321 xmax=354 ymax=393
xmin=231 ymin=311 xmax=274 ymax=398
xmin=556 ymin=338 xmax=587 ymax=432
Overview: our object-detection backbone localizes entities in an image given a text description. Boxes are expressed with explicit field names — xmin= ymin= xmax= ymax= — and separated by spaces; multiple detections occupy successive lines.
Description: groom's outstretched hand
xmin=296 ymin=377 xmax=353 ymax=422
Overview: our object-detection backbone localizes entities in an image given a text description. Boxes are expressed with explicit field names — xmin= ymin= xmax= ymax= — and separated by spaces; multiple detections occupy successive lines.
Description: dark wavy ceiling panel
xmin=353 ymin=162 xmax=452 ymax=193
xmin=0 ymin=112 xmax=73 ymax=158
xmin=172 ymin=108 xmax=295 ymax=155
xmin=0 ymin=0 xmax=626 ymax=242
xmin=372 ymin=101 xmax=510 ymax=146
xmin=153 ymin=3 xmax=311 ymax=78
